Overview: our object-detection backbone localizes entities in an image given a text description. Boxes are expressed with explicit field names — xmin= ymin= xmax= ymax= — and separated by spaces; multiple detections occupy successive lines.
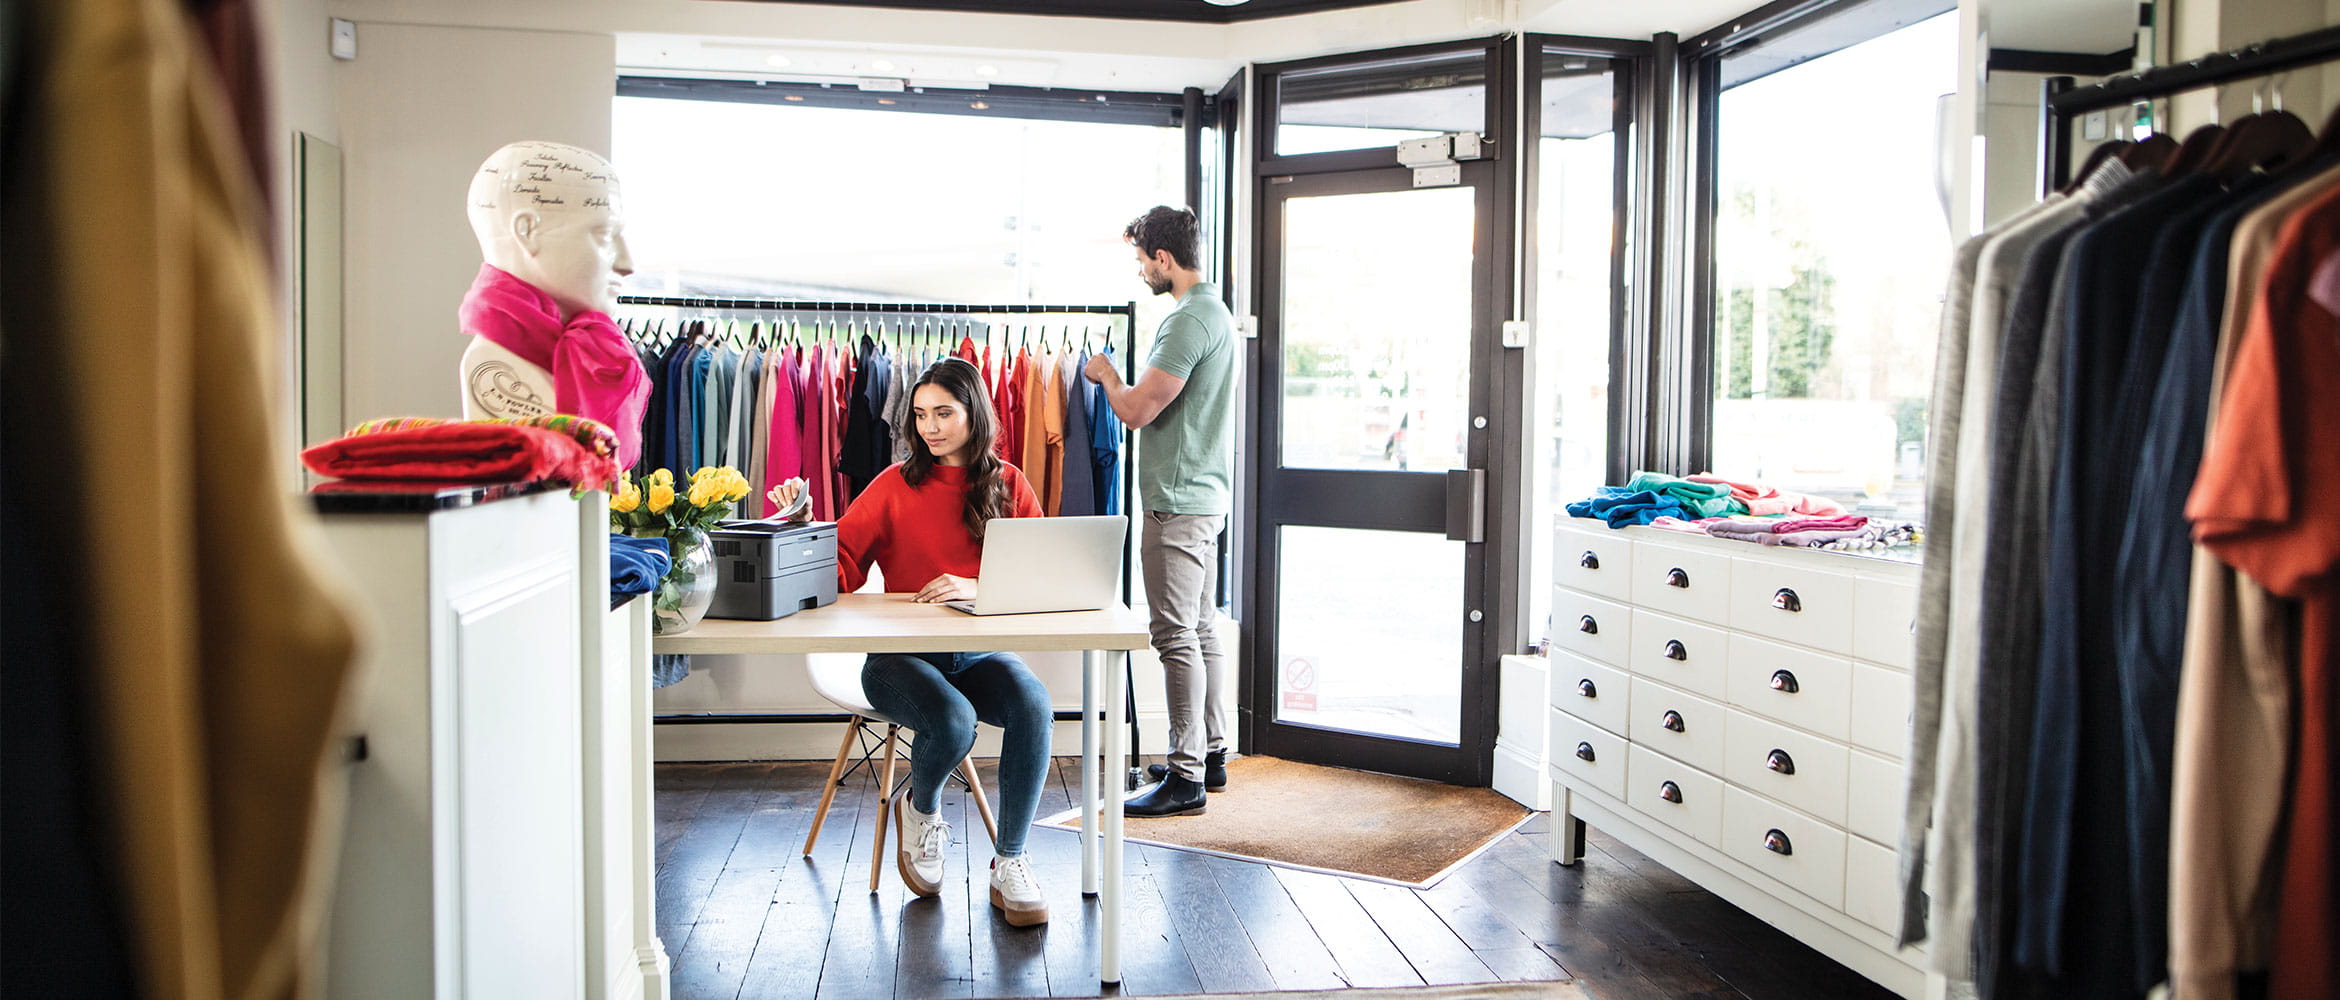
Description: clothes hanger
xmin=2061 ymin=139 xmax=2132 ymax=194
xmin=2202 ymin=76 xmax=2313 ymax=180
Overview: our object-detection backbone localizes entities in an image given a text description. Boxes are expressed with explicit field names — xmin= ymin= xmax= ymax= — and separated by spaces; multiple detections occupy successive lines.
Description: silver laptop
xmin=945 ymin=515 xmax=1127 ymax=615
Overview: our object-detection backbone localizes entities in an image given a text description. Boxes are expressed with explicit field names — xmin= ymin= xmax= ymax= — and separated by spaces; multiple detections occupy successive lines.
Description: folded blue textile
xmin=610 ymin=534 xmax=670 ymax=597
xmin=1563 ymin=487 xmax=1688 ymax=528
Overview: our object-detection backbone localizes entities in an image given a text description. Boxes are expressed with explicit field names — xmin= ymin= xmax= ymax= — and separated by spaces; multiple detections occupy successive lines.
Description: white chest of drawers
xmin=1547 ymin=518 xmax=1931 ymax=998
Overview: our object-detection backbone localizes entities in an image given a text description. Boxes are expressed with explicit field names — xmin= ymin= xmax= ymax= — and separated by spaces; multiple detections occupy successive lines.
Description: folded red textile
xmin=301 ymin=421 xmax=617 ymax=488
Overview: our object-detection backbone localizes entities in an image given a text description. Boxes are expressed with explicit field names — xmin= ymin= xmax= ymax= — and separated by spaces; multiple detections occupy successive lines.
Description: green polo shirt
xmin=1138 ymin=281 xmax=1235 ymax=515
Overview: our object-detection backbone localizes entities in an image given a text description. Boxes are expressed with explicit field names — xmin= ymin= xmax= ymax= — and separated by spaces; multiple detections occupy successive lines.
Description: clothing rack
xmin=629 ymin=294 xmax=1151 ymax=788
xmin=2040 ymin=24 xmax=2340 ymax=193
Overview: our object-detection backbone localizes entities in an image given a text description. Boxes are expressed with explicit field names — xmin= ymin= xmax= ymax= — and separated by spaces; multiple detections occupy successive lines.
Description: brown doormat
xmin=1037 ymin=755 xmax=1531 ymax=888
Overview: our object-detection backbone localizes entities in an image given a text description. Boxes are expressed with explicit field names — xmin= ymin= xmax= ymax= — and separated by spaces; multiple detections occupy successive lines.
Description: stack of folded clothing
xmin=301 ymin=415 xmax=621 ymax=491
xmin=1684 ymin=473 xmax=1845 ymax=517
xmin=1568 ymin=472 xmax=1920 ymax=551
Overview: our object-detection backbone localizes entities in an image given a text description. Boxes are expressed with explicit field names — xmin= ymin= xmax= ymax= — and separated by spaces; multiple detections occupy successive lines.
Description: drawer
xmin=1552 ymin=589 xmax=1632 ymax=669
xmin=1843 ymin=835 xmax=1902 ymax=934
xmin=1852 ymin=575 xmax=1919 ymax=669
xmin=1629 ymin=541 xmax=1733 ymax=626
xmin=1551 ymin=650 xmax=1630 ymax=737
xmin=1555 ymin=522 xmax=1634 ymax=601
xmin=1548 ymin=708 xmax=1628 ymax=800
xmin=1628 ymin=745 xmax=1723 ymax=848
xmin=1726 ymin=634 xmax=1853 ymax=741
xmin=1729 ymin=556 xmax=1856 ymax=653
xmin=1845 ymin=749 xmax=1905 ymax=845
xmin=1626 ymin=609 xmax=1729 ymax=701
xmin=1723 ymin=785 xmax=1848 ymax=909
xmin=1849 ymin=662 xmax=1914 ymax=758
xmin=1724 ymin=710 xmax=1850 ymax=826
xmin=1628 ymin=677 xmax=1726 ymax=775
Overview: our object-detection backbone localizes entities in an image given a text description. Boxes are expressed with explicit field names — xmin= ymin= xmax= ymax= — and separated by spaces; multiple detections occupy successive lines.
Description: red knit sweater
xmin=836 ymin=462 xmax=1044 ymax=594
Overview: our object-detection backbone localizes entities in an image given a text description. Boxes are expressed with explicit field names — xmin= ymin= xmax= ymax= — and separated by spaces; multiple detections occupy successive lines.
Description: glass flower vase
xmin=650 ymin=527 xmax=715 ymax=636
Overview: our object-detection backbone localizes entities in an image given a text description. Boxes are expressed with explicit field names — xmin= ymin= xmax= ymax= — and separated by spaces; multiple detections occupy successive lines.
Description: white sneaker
xmin=988 ymin=855 xmax=1049 ymax=927
xmin=894 ymin=804 xmax=949 ymax=897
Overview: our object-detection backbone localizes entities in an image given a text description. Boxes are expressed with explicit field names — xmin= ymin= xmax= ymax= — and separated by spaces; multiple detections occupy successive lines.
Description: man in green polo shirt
xmin=1085 ymin=205 xmax=1235 ymax=817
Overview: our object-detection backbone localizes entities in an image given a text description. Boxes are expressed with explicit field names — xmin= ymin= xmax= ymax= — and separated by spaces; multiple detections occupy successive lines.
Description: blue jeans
xmin=860 ymin=651 xmax=1052 ymax=858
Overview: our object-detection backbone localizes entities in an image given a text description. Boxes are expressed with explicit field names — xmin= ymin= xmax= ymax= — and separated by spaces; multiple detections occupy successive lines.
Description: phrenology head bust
xmin=467 ymin=140 xmax=633 ymax=319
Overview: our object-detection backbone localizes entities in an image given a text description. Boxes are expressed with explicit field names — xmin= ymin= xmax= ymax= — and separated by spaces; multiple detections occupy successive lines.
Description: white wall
xmin=269 ymin=0 xmax=341 ymax=461
xmin=332 ymin=22 xmax=614 ymax=422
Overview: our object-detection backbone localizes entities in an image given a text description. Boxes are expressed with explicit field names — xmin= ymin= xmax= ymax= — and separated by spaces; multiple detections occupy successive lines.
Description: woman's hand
xmin=913 ymin=573 xmax=978 ymax=604
xmin=765 ymin=478 xmax=811 ymax=522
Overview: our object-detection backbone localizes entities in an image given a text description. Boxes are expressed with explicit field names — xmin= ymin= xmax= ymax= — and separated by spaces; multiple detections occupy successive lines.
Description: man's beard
xmin=1145 ymin=274 xmax=1172 ymax=295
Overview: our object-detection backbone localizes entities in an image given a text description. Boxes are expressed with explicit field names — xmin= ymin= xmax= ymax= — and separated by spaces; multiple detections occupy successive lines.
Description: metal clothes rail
xmin=2040 ymin=24 xmax=2340 ymax=192
xmin=623 ymin=293 xmax=1151 ymax=787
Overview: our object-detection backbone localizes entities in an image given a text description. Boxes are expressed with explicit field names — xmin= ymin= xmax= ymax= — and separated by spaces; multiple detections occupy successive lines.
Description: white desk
xmin=652 ymin=593 xmax=1150 ymax=984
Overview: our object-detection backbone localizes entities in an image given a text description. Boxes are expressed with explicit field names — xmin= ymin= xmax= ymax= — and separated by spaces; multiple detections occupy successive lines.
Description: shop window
xmin=1705 ymin=10 xmax=1957 ymax=519
xmin=1273 ymin=48 xmax=1487 ymax=157
xmin=610 ymin=93 xmax=1183 ymax=304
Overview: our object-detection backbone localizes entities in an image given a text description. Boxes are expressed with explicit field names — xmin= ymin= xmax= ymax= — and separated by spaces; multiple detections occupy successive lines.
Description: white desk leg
xmin=1080 ymin=649 xmax=1099 ymax=896
xmin=1101 ymin=647 xmax=1125 ymax=985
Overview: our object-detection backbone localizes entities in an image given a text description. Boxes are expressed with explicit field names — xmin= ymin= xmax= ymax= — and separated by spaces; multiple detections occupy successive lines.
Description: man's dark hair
xmin=1124 ymin=205 xmax=1200 ymax=271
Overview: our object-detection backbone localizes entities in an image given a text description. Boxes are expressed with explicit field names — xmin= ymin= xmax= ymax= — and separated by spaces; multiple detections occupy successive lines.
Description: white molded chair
xmin=798 ymin=653 xmax=999 ymax=892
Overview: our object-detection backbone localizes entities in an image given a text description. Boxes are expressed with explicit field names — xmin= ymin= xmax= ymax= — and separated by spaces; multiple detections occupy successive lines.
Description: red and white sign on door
xmin=1282 ymin=656 xmax=1318 ymax=713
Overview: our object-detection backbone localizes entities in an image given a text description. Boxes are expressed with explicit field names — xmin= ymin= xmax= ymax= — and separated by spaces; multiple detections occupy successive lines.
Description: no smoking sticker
xmin=1282 ymin=657 xmax=1317 ymax=713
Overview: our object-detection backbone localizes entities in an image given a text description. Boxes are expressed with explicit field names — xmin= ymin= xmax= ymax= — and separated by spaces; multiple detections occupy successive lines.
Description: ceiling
xmin=694 ymin=0 xmax=1418 ymax=24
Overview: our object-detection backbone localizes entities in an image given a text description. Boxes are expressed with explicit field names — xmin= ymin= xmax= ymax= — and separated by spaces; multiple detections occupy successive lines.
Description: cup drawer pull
xmin=1764 ymin=828 xmax=1794 ymax=856
xmin=1660 ymin=710 xmax=1686 ymax=733
xmin=1658 ymin=780 xmax=1683 ymax=804
xmin=1664 ymin=639 xmax=1687 ymax=661
xmin=1576 ymin=679 xmax=1598 ymax=699
xmin=1666 ymin=567 xmax=1690 ymax=589
xmin=1575 ymin=742 xmax=1597 ymax=763
xmin=1578 ymin=615 xmax=1599 ymax=635
xmin=1579 ymin=550 xmax=1600 ymax=569
xmin=1771 ymin=587 xmax=1802 ymax=612
xmin=1769 ymin=669 xmax=1800 ymax=693
xmin=1766 ymin=748 xmax=1796 ymax=775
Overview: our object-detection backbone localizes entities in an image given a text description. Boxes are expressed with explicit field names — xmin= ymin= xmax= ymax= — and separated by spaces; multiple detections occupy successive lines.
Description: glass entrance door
xmin=1250 ymin=167 xmax=1497 ymax=783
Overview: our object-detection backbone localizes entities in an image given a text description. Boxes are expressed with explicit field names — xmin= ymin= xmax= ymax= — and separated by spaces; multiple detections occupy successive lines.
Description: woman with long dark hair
xmin=773 ymin=356 xmax=1052 ymax=926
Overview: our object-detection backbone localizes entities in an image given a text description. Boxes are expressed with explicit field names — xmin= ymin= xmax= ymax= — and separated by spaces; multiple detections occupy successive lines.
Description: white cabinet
xmin=315 ymin=486 xmax=666 ymax=1000
xmin=1547 ymin=519 xmax=1927 ymax=998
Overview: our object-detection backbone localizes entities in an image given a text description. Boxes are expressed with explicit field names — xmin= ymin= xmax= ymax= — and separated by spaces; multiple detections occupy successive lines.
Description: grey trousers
xmin=1141 ymin=511 xmax=1229 ymax=783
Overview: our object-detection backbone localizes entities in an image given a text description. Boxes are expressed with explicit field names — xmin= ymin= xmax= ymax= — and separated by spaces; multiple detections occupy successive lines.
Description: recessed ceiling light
xmin=765 ymin=54 xmax=791 ymax=67
xmin=970 ymin=101 xmax=989 ymax=110
xmin=871 ymin=59 xmax=895 ymax=72
xmin=975 ymin=65 xmax=999 ymax=77
xmin=784 ymin=94 xmax=803 ymax=101
xmin=876 ymin=97 xmax=896 ymax=105
xmin=1202 ymin=0 xmax=1250 ymax=5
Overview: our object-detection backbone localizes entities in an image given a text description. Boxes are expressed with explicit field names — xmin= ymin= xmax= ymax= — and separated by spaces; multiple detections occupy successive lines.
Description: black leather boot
xmin=1146 ymin=748 xmax=1228 ymax=790
xmin=1125 ymin=773 xmax=1207 ymax=817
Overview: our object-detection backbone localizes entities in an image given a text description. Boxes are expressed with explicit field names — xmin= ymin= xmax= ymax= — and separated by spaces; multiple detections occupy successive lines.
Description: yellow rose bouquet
xmin=610 ymin=466 xmax=752 ymax=634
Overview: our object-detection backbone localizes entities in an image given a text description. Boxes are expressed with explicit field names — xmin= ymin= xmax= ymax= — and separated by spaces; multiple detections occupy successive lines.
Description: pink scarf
xmin=458 ymin=264 xmax=648 ymax=467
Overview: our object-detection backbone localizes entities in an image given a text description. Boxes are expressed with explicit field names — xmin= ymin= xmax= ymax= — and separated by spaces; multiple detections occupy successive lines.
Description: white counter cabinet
xmin=313 ymin=484 xmax=666 ymax=1000
xmin=1548 ymin=518 xmax=1933 ymax=998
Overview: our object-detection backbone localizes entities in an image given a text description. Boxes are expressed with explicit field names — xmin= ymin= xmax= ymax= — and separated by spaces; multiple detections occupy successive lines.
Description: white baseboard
xmin=1491 ymin=740 xmax=1549 ymax=810
xmin=653 ymin=714 xmax=1175 ymax=762
xmin=634 ymin=942 xmax=670 ymax=1000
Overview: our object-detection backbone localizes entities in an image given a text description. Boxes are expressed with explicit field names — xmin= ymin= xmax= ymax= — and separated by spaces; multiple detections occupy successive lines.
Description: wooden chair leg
xmin=960 ymin=756 xmax=1000 ymax=847
xmin=870 ymin=724 xmax=899 ymax=894
xmin=802 ymin=717 xmax=862 ymax=856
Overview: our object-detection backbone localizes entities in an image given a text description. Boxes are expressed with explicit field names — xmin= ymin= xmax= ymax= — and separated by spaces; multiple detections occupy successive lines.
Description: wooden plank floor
xmin=655 ymin=757 xmax=1903 ymax=1000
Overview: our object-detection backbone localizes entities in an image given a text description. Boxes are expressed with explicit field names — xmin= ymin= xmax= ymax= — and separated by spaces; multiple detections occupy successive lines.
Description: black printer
xmin=706 ymin=520 xmax=839 ymax=620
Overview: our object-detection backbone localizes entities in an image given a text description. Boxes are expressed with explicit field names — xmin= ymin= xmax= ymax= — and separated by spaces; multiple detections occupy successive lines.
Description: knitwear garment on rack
xmin=458 ymin=264 xmax=650 ymax=467
xmin=302 ymin=418 xmax=619 ymax=489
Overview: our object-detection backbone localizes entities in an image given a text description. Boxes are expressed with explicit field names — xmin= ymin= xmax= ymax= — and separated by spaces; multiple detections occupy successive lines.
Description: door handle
xmin=1445 ymin=469 xmax=1485 ymax=543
